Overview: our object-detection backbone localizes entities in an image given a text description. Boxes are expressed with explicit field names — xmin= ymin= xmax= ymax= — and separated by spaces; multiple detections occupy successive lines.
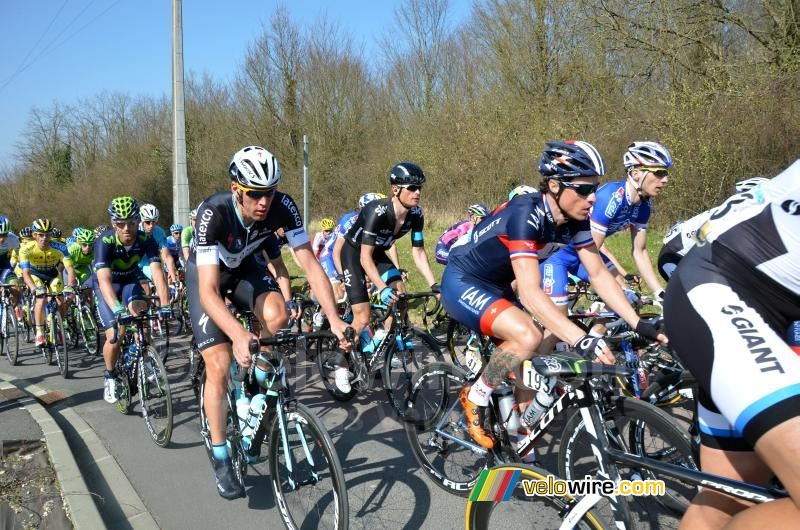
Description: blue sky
xmin=0 ymin=0 xmax=471 ymax=166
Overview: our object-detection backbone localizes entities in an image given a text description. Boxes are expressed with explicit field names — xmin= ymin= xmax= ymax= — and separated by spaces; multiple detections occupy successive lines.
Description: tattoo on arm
xmin=482 ymin=348 xmax=518 ymax=386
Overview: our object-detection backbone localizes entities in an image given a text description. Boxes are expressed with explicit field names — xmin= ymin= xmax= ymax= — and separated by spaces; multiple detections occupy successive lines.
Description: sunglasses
xmin=641 ymin=167 xmax=669 ymax=179
xmin=33 ymin=232 xmax=51 ymax=238
xmin=142 ymin=220 xmax=156 ymax=225
xmin=114 ymin=220 xmax=138 ymax=228
xmin=238 ymin=184 xmax=277 ymax=200
xmin=560 ymin=181 xmax=599 ymax=197
xmin=401 ymin=185 xmax=423 ymax=192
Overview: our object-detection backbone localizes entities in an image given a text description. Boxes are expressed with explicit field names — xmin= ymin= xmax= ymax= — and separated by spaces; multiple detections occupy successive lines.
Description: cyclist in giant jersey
xmin=539 ymin=142 xmax=671 ymax=310
xmin=338 ymin=163 xmax=439 ymax=393
xmin=657 ymin=177 xmax=769 ymax=281
xmin=187 ymin=146 xmax=350 ymax=499
xmin=442 ymin=141 xmax=665 ymax=449
xmin=664 ymin=159 xmax=800 ymax=528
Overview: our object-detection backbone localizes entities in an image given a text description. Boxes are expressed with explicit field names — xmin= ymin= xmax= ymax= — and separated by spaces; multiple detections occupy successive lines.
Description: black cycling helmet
xmin=538 ymin=140 xmax=606 ymax=180
xmin=389 ymin=162 xmax=426 ymax=186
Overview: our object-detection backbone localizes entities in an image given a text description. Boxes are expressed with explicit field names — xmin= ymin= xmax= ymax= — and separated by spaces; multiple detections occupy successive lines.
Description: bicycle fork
xmin=275 ymin=397 xmax=319 ymax=490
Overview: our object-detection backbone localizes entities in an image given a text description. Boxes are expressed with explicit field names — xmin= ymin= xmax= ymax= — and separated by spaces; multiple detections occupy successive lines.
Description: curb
xmin=0 ymin=371 xmax=159 ymax=529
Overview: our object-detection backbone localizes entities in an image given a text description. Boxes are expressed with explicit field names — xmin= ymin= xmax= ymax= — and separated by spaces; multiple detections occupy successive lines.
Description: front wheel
xmin=465 ymin=464 xmax=605 ymax=530
xmin=267 ymin=400 xmax=349 ymax=530
xmin=383 ymin=328 xmax=443 ymax=421
xmin=2 ymin=306 xmax=20 ymax=366
xmin=138 ymin=346 xmax=173 ymax=447
xmin=78 ymin=304 xmax=99 ymax=356
xmin=53 ymin=313 xmax=70 ymax=378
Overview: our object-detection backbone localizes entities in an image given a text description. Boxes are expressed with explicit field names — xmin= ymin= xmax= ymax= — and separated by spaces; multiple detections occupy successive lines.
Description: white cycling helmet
xmin=508 ymin=185 xmax=537 ymax=200
xmin=139 ymin=203 xmax=160 ymax=221
xmin=358 ymin=192 xmax=386 ymax=209
xmin=735 ymin=176 xmax=769 ymax=194
xmin=229 ymin=146 xmax=282 ymax=190
xmin=623 ymin=141 xmax=673 ymax=168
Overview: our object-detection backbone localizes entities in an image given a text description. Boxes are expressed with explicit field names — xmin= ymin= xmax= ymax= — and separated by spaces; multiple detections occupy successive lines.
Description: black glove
xmin=574 ymin=335 xmax=608 ymax=361
xmin=654 ymin=289 xmax=666 ymax=302
xmin=635 ymin=320 xmax=661 ymax=342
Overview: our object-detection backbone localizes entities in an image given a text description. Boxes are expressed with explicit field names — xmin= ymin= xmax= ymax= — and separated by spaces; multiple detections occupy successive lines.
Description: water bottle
xmin=495 ymin=383 xmax=520 ymax=433
xmin=242 ymin=393 xmax=267 ymax=439
xmin=521 ymin=388 xmax=555 ymax=429
xmin=788 ymin=321 xmax=800 ymax=356
xmin=394 ymin=334 xmax=413 ymax=351
xmin=236 ymin=395 xmax=251 ymax=432
xmin=312 ymin=310 xmax=325 ymax=331
xmin=621 ymin=340 xmax=641 ymax=397
xmin=359 ymin=328 xmax=373 ymax=352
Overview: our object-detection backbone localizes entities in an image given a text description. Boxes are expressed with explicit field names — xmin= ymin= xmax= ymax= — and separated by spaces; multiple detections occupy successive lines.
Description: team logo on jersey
xmin=781 ymin=200 xmax=800 ymax=215
xmin=410 ymin=206 xmax=423 ymax=216
xmin=280 ymin=195 xmax=303 ymax=227
xmin=604 ymin=187 xmax=624 ymax=218
xmin=459 ymin=286 xmax=492 ymax=313
xmin=374 ymin=204 xmax=388 ymax=217
xmin=527 ymin=212 xmax=540 ymax=230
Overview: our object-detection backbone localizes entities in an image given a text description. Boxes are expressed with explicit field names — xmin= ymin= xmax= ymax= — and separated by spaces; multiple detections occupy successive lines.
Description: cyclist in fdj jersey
xmin=337 ymin=163 xmax=439 ymax=392
xmin=664 ymin=159 xmax=800 ymax=528
xmin=187 ymin=145 xmax=351 ymax=499
xmin=442 ymin=140 xmax=664 ymax=449
xmin=658 ymin=177 xmax=769 ymax=281
xmin=539 ymin=141 xmax=672 ymax=315
xmin=20 ymin=218 xmax=77 ymax=347
xmin=312 ymin=218 xmax=335 ymax=259
xmin=181 ymin=209 xmax=196 ymax=263
xmin=138 ymin=204 xmax=179 ymax=287
xmin=435 ymin=203 xmax=490 ymax=265
xmin=94 ymin=197 xmax=171 ymax=404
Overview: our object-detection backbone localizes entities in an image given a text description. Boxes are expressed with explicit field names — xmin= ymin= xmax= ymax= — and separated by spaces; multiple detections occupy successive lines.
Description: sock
xmin=211 ymin=443 xmax=229 ymax=461
xmin=467 ymin=375 xmax=494 ymax=407
xmin=588 ymin=328 xmax=603 ymax=338
xmin=104 ymin=369 xmax=116 ymax=379
xmin=35 ymin=325 xmax=45 ymax=335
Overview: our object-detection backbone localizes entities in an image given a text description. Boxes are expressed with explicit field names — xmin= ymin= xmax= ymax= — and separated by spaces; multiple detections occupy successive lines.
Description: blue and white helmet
xmin=170 ymin=223 xmax=183 ymax=233
xmin=0 ymin=216 xmax=9 ymax=235
xmin=539 ymin=140 xmax=606 ymax=179
xmin=735 ymin=177 xmax=769 ymax=194
xmin=623 ymin=141 xmax=673 ymax=169
xmin=358 ymin=192 xmax=386 ymax=209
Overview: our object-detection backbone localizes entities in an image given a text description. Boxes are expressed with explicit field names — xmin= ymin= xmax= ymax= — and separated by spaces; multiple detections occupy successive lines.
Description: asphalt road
xmin=1 ymin=329 xmax=686 ymax=529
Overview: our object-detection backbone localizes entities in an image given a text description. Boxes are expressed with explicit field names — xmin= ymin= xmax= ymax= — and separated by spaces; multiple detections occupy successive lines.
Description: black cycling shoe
xmin=212 ymin=458 xmax=246 ymax=499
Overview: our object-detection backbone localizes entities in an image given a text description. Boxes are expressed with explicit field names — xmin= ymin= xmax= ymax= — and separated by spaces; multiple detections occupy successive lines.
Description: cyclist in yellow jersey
xmin=20 ymin=218 xmax=76 ymax=346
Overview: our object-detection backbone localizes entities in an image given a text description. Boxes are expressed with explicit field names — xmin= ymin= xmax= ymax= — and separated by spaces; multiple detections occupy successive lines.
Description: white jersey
xmin=0 ymin=232 xmax=20 ymax=257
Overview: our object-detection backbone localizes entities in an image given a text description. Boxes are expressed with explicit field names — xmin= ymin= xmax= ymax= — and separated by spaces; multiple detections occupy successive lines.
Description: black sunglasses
xmin=560 ymin=181 xmax=599 ymax=197
xmin=244 ymin=188 xmax=276 ymax=200
xmin=402 ymin=185 xmax=423 ymax=192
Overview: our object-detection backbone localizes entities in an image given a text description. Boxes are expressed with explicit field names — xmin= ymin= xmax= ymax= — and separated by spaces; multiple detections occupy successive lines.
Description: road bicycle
xmin=0 ymin=284 xmax=20 ymax=365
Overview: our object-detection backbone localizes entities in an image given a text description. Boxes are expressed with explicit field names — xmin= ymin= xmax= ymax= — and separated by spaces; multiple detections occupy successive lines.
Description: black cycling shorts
xmin=664 ymin=244 xmax=800 ymax=451
xmin=656 ymin=242 xmax=683 ymax=283
xmin=339 ymin=243 xmax=401 ymax=305
xmin=187 ymin=255 xmax=281 ymax=352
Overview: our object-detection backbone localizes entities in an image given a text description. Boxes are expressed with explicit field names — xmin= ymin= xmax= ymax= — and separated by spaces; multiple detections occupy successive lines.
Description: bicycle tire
xmin=316 ymin=336 xmax=358 ymax=401
xmin=79 ymin=305 xmax=99 ymax=356
xmin=138 ymin=345 xmax=173 ymax=447
xmin=2 ymin=306 xmax=20 ymax=366
xmin=53 ymin=313 xmax=69 ymax=378
xmin=68 ymin=307 xmax=81 ymax=350
xmin=115 ymin=358 xmax=133 ymax=414
xmin=465 ymin=464 xmax=605 ymax=530
xmin=558 ymin=396 xmax=698 ymax=524
xmin=267 ymin=400 xmax=349 ymax=530
xmin=197 ymin=367 xmax=247 ymax=486
xmin=403 ymin=361 xmax=488 ymax=496
xmin=384 ymin=327 xmax=443 ymax=421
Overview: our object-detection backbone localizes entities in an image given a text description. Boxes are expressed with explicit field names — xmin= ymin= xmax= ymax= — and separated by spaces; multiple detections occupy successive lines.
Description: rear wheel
xmin=79 ymin=305 xmax=99 ymax=356
xmin=198 ymin=368 xmax=247 ymax=487
xmin=53 ymin=313 xmax=70 ymax=378
xmin=384 ymin=328 xmax=443 ymax=421
xmin=316 ymin=337 xmax=358 ymax=402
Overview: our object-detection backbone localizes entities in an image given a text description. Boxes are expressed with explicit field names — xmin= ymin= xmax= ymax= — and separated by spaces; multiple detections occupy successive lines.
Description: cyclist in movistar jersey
xmin=95 ymin=197 xmax=171 ymax=404
xmin=664 ymin=159 xmax=800 ymax=528
xmin=442 ymin=141 xmax=664 ymax=449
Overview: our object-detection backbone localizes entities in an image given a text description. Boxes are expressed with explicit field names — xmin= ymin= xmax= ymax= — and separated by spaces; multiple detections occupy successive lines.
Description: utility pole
xmin=303 ymin=135 xmax=309 ymax=229
xmin=172 ymin=0 xmax=190 ymax=225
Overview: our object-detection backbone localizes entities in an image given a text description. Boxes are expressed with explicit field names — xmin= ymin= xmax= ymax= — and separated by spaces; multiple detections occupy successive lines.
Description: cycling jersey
xmin=443 ymin=192 xmax=593 ymax=334
xmin=319 ymin=211 xmax=358 ymax=281
xmin=138 ymin=225 xmax=168 ymax=280
xmin=664 ymin=159 xmax=800 ymax=451
xmin=165 ymin=235 xmax=181 ymax=261
xmin=67 ymin=242 xmax=94 ymax=283
xmin=94 ymin=229 xmax=160 ymax=282
xmin=19 ymin=242 xmax=72 ymax=280
xmin=0 ymin=233 xmax=20 ymax=272
xmin=311 ymin=231 xmax=327 ymax=259
xmin=50 ymin=240 xmax=68 ymax=256
xmin=344 ymin=197 xmax=424 ymax=250
xmin=180 ymin=226 xmax=194 ymax=249
xmin=192 ymin=191 xmax=307 ymax=270
xmin=435 ymin=220 xmax=473 ymax=265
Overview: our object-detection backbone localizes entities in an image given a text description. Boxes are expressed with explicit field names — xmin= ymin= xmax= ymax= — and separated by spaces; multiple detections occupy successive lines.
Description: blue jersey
xmin=319 ymin=211 xmax=358 ymax=278
xmin=589 ymin=180 xmax=651 ymax=238
xmin=138 ymin=225 xmax=168 ymax=271
xmin=165 ymin=235 xmax=181 ymax=260
xmin=447 ymin=192 xmax=593 ymax=286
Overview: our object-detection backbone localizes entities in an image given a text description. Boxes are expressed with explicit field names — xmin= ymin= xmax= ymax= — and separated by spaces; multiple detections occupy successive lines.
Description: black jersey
xmin=344 ymin=198 xmax=425 ymax=250
xmin=192 ymin=191 xmax=308 ymax=270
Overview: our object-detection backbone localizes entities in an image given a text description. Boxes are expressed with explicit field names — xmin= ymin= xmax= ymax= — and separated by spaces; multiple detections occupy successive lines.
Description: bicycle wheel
xmin=315 ymin=337 xmax=357 ymax=402
xmin=558 ymin=397 xmax=698 ymax=527
xmin=2 ymin=305 xmax=20 ymax=366
xmin=267 ymin=400 xmax=348 ymax=530
xmin=115 ymin=360 xmax=133 ymax=414
xmin=465 ymin=464 xmax=605 ymax=530
xmin=383 ymin=328 xmax=443 ymax=421
xmin=198 ymin=367 xmax=247 ymax=485
xmin=53 ymin=313 xmax=70 ymax=378
xmin=67 ymin=307 xmax=81 ymax=350
xmin=138 ymin=345 xmax=173 ymax=447
xmin=79 ymin=305 xmax=99 ymax=356
xmin=403 ymin=362 xmax=487 ymax=496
